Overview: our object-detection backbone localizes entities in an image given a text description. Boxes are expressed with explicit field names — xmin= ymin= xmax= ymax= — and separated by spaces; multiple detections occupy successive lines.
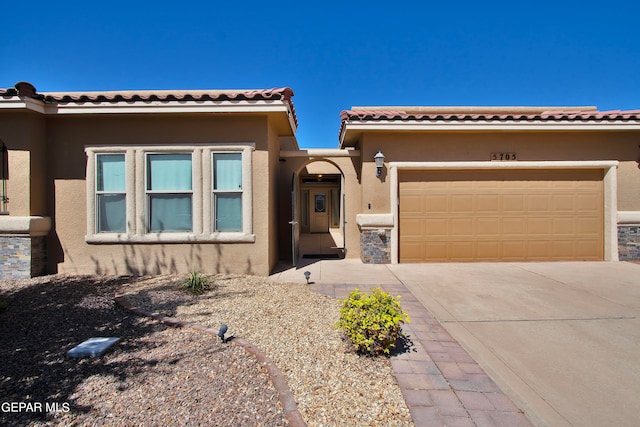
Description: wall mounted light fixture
xmin=374 ymin=151 xmax=385 ymax=177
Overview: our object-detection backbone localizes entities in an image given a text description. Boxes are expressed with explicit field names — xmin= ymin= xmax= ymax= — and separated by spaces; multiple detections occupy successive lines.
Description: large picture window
xmin=85 ymin=144 xmax=254 ymax=243
xmin=146 ymin=153 xmax=193 ymax=232
xmin=96 ymin=154 xmax=126 ymax=232
xmin=213 ymin=153 xmax=242 ymax=231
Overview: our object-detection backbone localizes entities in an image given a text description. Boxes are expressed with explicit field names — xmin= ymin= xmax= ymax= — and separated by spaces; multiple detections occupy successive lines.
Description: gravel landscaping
xmin=0 ymin=273 xmax=413 ymax=426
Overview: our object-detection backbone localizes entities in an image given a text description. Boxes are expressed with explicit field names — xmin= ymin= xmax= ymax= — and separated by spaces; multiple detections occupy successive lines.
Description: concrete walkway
xmin=271 ymin=260 xmax=533 ymax=426
xmin=270 ymin=260 xmax=640 ymax=427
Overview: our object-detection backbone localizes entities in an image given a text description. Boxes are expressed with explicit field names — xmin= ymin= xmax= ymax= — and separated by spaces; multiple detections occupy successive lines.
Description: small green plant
xmin=181 ymin=272 xmax=210 ymax=294
xmin=336 ymin=287 xmax=410 ymax=356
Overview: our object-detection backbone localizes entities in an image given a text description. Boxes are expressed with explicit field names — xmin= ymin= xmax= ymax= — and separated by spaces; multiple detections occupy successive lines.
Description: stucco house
xmin=1 ymin=81 xmax=639 ymax=279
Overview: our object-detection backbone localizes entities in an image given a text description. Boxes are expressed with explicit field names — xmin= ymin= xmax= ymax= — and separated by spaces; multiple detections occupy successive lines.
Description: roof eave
xmin=0 ymin=97 xmax=297 ymax=134
xmin=43 ymin=99 xmax=291 ymax=115
xmin=0 ymin=96 xmax=46 ymax=113
xmin=339 ymin=119 xmax=640 ymax=147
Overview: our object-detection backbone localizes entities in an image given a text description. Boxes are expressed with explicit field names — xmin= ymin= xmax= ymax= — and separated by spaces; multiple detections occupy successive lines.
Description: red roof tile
xmin=340 ymin=108 xmax=640 ymax=122
xmin=339 ymin=106 xmax=640 ymax=144
xmin=0 ymin=82 xmax=297 ymax=126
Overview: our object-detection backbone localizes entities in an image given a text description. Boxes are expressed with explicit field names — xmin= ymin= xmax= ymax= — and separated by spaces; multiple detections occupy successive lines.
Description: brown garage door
xmin=399 ymin=169 xmax=604 ymax=262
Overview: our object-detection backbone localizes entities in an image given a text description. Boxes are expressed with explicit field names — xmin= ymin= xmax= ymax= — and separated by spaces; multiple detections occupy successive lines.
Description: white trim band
xmin=618 ymin=211 xmax=640 ymax=225
xmin=356 ymin=213 xmax=394 ymax=228
xmin=279 ymin=149 xmax=360 ymax=158
xmin=0 ymin=216 xmax=51 ymax=236
xmin=86 ymin=233 xmax=256 ymax=244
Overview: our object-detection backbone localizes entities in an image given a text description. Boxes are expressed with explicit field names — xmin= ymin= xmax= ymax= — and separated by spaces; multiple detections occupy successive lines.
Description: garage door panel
xmin=451 ymin=180 xmax=475 ymax=190
xmin=551 ymin=241 xmax=575 ymax=258
xmin=576 ymin=241 xmax=601 ymax=258
xmin=502 ymin=241 xmax=525 ymax=258
xmin=502 ymin=195 xmax=526 ymax=213
xmin=527 ymin=195 xmax=551 ymax=212
xmin=451 ymin=242 xmax=474 ymax=259
xmin=426 ymin=218 xmax=449 ymax=236
xmin=401 ymin=242 xmax=424 ymax=262
xmin=474 ymin=180 xmax=501 ymax=191
xmin=527 ymin=241 xmax=551 ymax=258
xmin=551 ymin=181 xmax=577 ymax=190
xmin=577 ymin=180 xmax=602 ymax=190
xmin=552 ymin=194 xmax=575 ymax=211
xmin=402 ymin=194 xmax=424 ymax=214
xmin=578 ymin=194 xmax=601 ymax=211
xmin=503 ymin=218 xmax=526 ymax=236
xmin=478 ymin=218 xmax=500 ymax=236
xmin=451 ymin=196 xmax=473 ymax=212
xmin=425 ymin=242 xmax=448 ymax=260
xmin=477 ymin=195 xmax=500 ymax=213
xmin=425 ymin=181 xmax=450 ymax=190
xmin=399 ymin=218 xmax=424 ymax=236
xmin=477 ymin=242 xmax=500 ymax=259
xmin=451 ymin=218 xmax=473 ymax=236
xmin=528 ymin=218 xmax=551 ymax=234
xmin=577 ymin=218 xmax=601 ymax=234
xmin=552 ymin=217 xmax=575 ymax=234
xmin=399 ymin=169 xmax=603 ymax=262
xmin=426 ymin=195 xmax=449 ymax=213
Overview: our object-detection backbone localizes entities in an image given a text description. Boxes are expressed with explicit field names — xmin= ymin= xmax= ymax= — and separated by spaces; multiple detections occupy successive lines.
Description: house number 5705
xmin=490 ymin=152 xmax=517 ymax=161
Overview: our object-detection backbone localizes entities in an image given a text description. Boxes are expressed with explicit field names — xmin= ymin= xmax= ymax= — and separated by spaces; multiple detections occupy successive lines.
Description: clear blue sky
xmin=2 ymin=1 xmax=638 ymax=148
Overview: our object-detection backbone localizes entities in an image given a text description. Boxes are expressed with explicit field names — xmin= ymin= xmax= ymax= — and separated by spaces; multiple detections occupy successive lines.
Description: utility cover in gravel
xmin=67 ymin=337 xmax=121 ymax=358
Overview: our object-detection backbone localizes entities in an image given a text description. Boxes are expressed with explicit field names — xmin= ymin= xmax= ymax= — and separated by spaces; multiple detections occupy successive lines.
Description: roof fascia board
xmin=285 ymin=104 xmax=297 ymax=133
xmin=0 ymin=97 xmax=294 ymax=120
xmin=43 ymin=100 xmax=291 ymax=115
xmin=0 ymin=97 xmax=46 ymax=113
xmin=340 ymin=120 xmax=640 ymax=146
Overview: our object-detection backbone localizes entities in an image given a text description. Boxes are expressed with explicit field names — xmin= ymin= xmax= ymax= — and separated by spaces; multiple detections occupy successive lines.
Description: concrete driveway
xmin=388 ymin=262 xmax=640 ymax=427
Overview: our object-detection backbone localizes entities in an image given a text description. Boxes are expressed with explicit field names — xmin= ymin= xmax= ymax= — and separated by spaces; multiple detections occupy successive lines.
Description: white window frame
xmin=95 ymin=153 xmax=127 ymax=233
xmin=85 ymin=144 xmax=255 ymax=243
xmin=211 ymin=151 xmax=243 ymax=232
xmin=144 ymin=152 xmax=194 ymax=233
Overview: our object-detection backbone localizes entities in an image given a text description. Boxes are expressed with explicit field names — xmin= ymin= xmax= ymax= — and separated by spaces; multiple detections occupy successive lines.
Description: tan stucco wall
xmin=7 ymin=150 xmax=31 ymax=215
xmin=46 ymin=113 xmax=278 ymax=276
xmin=617 ymin=161 xmax=640 ymax=211
xmin=360 ymin=131 xmax=640 ymax=213
xmin=0 ymin=112 xmax=47 ymax=216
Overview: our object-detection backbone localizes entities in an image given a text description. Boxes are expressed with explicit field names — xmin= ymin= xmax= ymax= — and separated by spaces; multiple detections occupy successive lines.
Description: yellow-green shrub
xmin=336 ymin=287 xmax=409 ymax=356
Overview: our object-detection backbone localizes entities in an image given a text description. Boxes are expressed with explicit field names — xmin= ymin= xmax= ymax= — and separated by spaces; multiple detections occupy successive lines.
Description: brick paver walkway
xmin=312 ymin=282 xmax=533 ymax=427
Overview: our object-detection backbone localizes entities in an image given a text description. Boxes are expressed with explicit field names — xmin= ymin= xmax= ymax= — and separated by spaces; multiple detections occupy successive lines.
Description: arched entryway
xmin=292 ymin=159 xmax=345 ymax=261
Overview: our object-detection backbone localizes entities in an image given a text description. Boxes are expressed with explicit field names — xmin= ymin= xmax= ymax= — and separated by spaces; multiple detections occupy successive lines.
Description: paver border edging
xmin=114 ymin=292 xmax=306 ymax=427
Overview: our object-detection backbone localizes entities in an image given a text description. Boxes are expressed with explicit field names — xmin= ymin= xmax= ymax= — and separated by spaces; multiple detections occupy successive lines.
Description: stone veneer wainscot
xmin=0 ymin=216 xmax=51 ymax=279
xmin=360 ymin=228 xmax=391 ymax=264
xmin=618 ymin=225 xmax=640 ymax=261
xmin=356 ymin=214 xmax=393 ymax=264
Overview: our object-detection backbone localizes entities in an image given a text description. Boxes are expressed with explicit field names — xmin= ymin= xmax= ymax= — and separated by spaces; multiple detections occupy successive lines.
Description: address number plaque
xmin=490 ymin=152 xmax=517 ymax=161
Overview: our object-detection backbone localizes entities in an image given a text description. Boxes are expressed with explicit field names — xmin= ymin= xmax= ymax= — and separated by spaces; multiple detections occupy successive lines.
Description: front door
xmin=310 ymin=190 xmax=329 ymax=233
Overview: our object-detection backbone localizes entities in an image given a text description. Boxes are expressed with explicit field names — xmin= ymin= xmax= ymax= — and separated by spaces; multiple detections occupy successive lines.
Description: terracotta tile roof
xmin=339 ymin=106 xmax=640 ymax=144
xmin=1 ymin=82 xmax=297 ymax=126
xmin=340 ymin=107 xmax=640 ymax=122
